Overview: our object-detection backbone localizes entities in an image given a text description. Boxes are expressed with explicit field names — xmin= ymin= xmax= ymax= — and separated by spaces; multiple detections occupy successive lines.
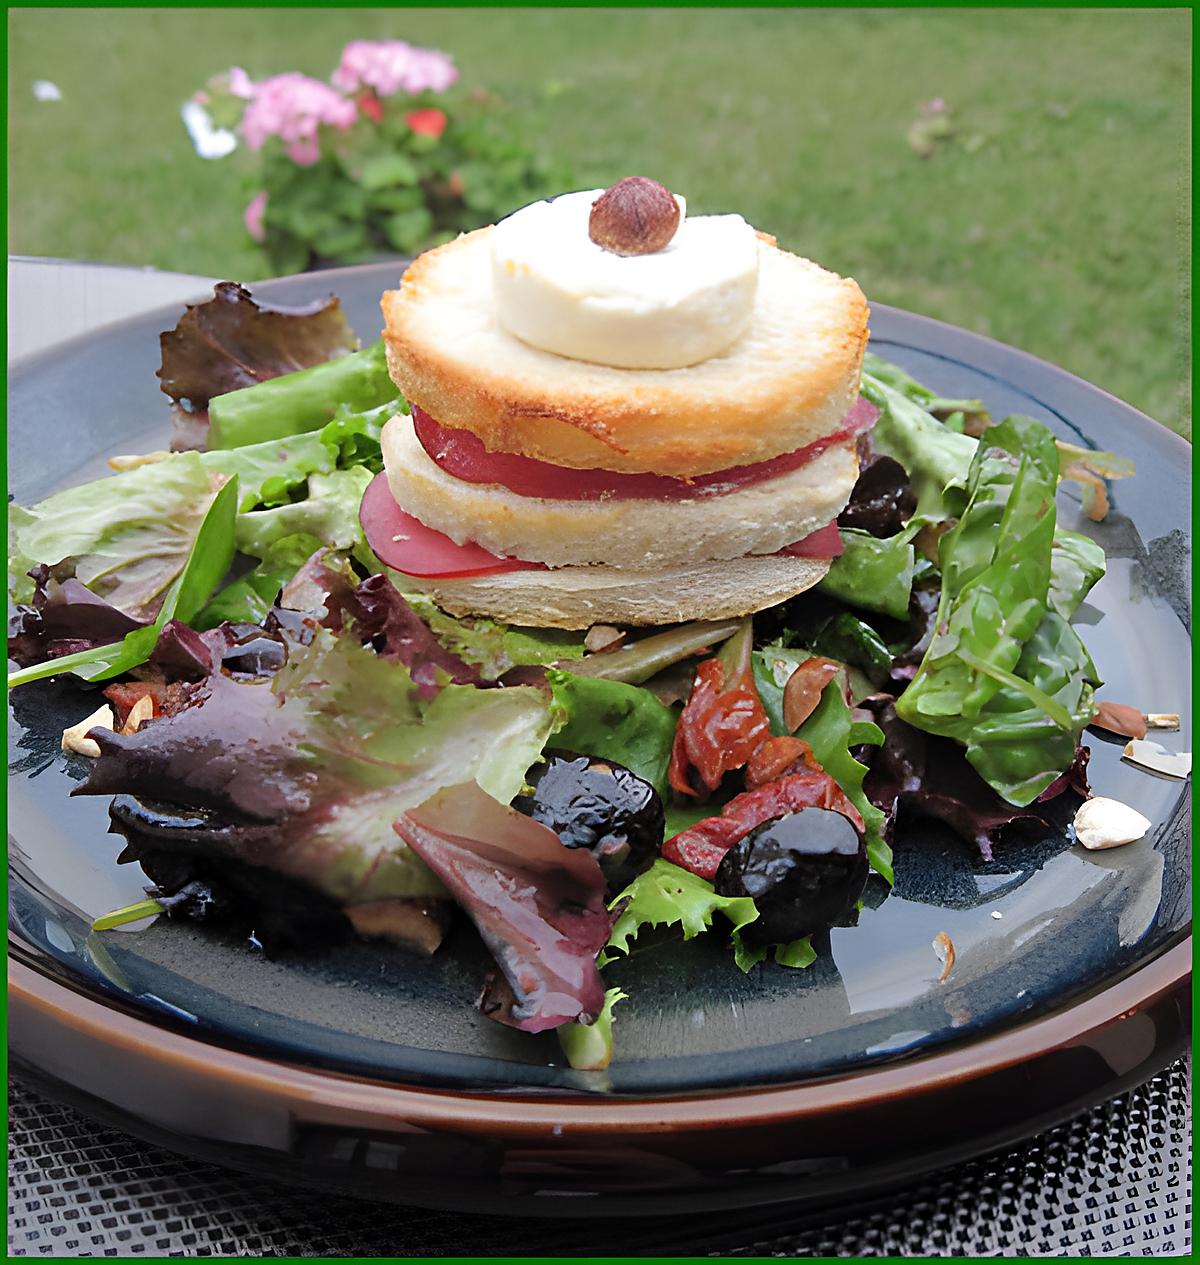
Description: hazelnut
xmin=588 ymin=177 xmax=680 ymax=256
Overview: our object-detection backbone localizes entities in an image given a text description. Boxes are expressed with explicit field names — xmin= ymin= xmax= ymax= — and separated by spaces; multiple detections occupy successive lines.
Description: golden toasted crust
xmin=380 ymin=227 xmax=869 ymax=478
xmin=382 ymin=413 xmax=857 ymax=569
xmin=396 ymin=554 xmax=832 ymax=630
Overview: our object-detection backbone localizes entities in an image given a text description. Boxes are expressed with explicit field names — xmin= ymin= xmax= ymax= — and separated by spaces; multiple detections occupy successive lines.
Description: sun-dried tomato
xmin=662 ymin=762 xmax=865 ymax=881
xmin=668 ymin=632 xmax=770 ymax=799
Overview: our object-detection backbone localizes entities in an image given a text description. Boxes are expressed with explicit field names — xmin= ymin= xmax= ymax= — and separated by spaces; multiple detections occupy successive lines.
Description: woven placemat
xmin=8 ymin=1060 xmax=1190 ymax=1257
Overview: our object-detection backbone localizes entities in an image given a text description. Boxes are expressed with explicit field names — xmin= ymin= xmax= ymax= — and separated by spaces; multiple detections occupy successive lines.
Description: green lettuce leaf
xmin=862 ymin=352 xmax=987 ymax=419
xmin=751 ymin=650 xmax=891 ymax=883
xmin=546 ymin=669 xmax=678 ymax=796
xmin=895 ymin=416 xmax=1101 ymax=804
xmin=235 ymin=467 xmax=374 ymax=562
xmin=197 ymin=429 xmax=335 ymax=511
xmin=317 ymin=398 xmax=401 ymax=472
xmin=556 ymin=985 xmax=627 ymax=1071
xmin=818 ymin=524 xmax=920 ymax=620
xmin=860 ymin=371 xmax=978 ymax=521
xmin=9 ymin=477 xmax=239 ymax=687
xmin=402 ymin=590 xmax=585 ymax=678
xmin=863 ymin=364 xmax=1106 ymax=616
xmin=606 ymin=858 xmax=758 ymax=957
xmin=207 ymin=340 xmax=399 ymax=449
xmin=1050 ymin=529 xmax=1107 ymax=619
xmin=195 ymin=534 xmax=332 ymax=627
xmin=604 ymin=859 xmax=812 ymax=975
xmin=8 ymin=453 xmax=217 ymax=614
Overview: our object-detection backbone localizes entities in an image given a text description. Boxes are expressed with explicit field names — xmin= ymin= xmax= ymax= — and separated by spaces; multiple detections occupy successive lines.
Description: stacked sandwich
xmin=362 ymin=177 xmax=873 ymax=628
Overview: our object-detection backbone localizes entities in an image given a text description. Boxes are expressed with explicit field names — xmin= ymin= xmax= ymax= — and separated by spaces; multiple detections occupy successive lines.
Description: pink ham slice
xmin=411 ymin=397 xmax=879 ymax=502
xmin=361 ymin=472 xmax=846 ymax=578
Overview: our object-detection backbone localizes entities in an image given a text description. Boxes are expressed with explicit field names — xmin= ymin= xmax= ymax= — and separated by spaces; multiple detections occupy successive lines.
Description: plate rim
xmin=7 ymin=271 xmax=1192 ymax=1193
xmin=8 ymin=933 xmax=1189 ymax=1119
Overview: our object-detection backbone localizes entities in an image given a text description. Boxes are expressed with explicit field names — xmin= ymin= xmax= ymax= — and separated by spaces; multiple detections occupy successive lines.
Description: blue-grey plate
xmin=8 ymin=266 xmax=1191 ymax=1108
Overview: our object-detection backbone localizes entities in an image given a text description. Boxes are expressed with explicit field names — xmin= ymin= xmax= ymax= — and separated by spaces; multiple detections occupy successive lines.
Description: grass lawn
xmin=8 ymin=6 xmax=1191 ymax=436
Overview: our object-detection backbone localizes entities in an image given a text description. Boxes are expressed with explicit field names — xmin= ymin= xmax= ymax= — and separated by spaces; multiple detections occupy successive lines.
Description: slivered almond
xmin=62 ymin=704 xmax=115 ymax=758
xmin=1122 ymin=740 xmax=1191 ymax=780
xmin=120 ymin=695 xmax=155 ymax=735
xmin=1090 ymin=700 xmax=1148 ymax=740
xmin=932 ymin=931 xmax=956 ymax=983
xmin=107 ymin=450 xmax=171 ymax=472
xmin=584 ymin=624 xmax=626 ymax=654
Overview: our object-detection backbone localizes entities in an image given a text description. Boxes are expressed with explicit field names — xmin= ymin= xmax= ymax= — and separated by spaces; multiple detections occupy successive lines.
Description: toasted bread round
xmin=381 ymin=227 xmax=869 ymax=478
xmin=394 ymin=553 xmax=831 ymax=630
xmin=381 ymin=412 xmax=857 ymax=569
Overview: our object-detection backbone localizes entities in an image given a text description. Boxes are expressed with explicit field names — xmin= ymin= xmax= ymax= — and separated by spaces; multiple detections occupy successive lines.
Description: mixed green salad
xmin=8 ymin=283 xmax=1134 ymax=1069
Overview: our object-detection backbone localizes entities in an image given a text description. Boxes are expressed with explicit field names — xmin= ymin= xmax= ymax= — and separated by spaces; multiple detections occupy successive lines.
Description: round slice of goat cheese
xmin=490 ymin=189 xmax=760 ymax=369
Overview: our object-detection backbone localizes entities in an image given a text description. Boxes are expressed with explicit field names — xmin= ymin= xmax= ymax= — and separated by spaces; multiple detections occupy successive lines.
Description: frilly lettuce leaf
xmin=402 ymin=590 xmax=585 ymax=679
xmin=157 ymin=281 xmax=359 ymax=449
xmin=79 ymin=628 xmax=559 ymax=903
xmin=606 ymin=858 xmax=759 ymax=960
xmin=8 ymin=453 xmax=217 ymax=615
xmin=604 ymin=859 xmax=813 ymax=975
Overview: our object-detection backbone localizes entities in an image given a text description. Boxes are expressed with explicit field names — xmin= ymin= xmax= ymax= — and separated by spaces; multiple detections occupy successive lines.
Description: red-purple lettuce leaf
xmin=8 ymin=566 xmax=148 ymax=666
xmin=863 ymin=699 xmax=1090 ymax=862
xmin=77 ymin=630 xmax=557 ymax=904
xmin=322 ymin=573 xmax=482 ymax=695
xmin=269 ymin=556 xmax=483 ymax=697
xmin=837 ymin=445 xmax=918 ymax=539
xmin=395 ymin=782 xmax=611 ymax=1032
xmin=158 ymin=282 xmax=357 ymax=450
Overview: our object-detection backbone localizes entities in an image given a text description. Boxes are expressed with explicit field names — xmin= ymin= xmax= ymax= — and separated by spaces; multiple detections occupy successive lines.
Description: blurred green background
xmin=8 ymin=6 xmax=1191 ymax=436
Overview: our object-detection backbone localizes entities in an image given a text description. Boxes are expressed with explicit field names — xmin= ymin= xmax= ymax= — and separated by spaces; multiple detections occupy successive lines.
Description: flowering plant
xmin=188 ymin=40 xmax=570 ymax=273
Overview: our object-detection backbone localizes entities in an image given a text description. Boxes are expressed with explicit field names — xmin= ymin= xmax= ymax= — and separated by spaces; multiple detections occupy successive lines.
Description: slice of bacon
xmin=412 ymin=397 xmax=879 ymax=503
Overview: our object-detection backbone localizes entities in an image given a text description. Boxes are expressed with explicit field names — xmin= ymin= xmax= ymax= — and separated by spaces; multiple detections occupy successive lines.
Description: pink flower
xmin=286 ymin=137 xmax=321 ymax=166
xmin=244 ymin=191 xmax=268 ymax=242
xmin=405 ymin=107 xmax=446 ymax=138
xmin=240 ymin=72 xmax=357 ymax=156
xmin=228 ymin=66 xmax=255 ymax=100
xmin=332 ymin=39 xmax=457 ymax=97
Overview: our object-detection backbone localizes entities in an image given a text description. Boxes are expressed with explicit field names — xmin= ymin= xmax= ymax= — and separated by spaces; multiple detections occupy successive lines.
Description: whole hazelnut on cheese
xmin=588 ymin=177 xmax=681 ymax=256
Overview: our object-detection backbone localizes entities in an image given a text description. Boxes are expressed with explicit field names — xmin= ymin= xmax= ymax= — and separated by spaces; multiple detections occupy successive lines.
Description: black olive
xmin=512 ymin=751 xmax=664 ymax=889
xmin=713 ymin=808 xmax=867 ymax=947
